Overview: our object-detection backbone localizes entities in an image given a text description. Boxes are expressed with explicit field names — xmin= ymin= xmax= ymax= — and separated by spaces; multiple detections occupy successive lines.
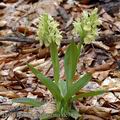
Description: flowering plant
xmin=13 ymin=9 xmax=105 ymax=120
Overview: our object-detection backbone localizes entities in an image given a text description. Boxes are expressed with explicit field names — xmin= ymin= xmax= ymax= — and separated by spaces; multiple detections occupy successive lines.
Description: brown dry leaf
xmin=115 ymin=42 xmax=120 ymax=49
xmin=7 ymin=113 xmax=16 ymax=120
xmin=87 ymin=61 xmax=114 ymax=73
xmin=14 ymin=71 xmax=32 ymax=79
xmin=75 ymin=102 xmax=112 ymax=119
xmin=102 ymin=77 xmax=120 ymax=89
xmin=0 ymin=62 xmax=5 ymax=70
xmin=37 ymin=48 xmax=50 ymax=59
xmin=25 ymin=87 xmax=46 ymax=97
xmin=27 ymin=92 xmax=37 ymax=99
xmin=81 ymin=48 xmax=96 ymax=66
xmin=0 ymin=30 xmax=12 ymax=36
xmin=92 ymin=70 xmax=110 ymax=81
xmin=0 ymin=20 xmax=7 ymax=27
xmin=0 ymin=2 xmax=7 ymax=9
xmin=4 ymin=0 xmax=18 ymax=3
xmin=0 ymin=86 xmax=8 ymax=92
xmin=0 ymin=91 xmax=19 ymax=98
xmin=0 ymin=9 xmax=5 ymax=17
xmin=100 ymin=29 xmax=114 ymax=36
xmin=31 ymin=102 xmax=56 ymax=115
xmin=111 ymin=70 xmax=120 ymax=78
xmin=33 ymin=0 xmax=59 ymax=16
xmin=81 ymin=114 xmax=104 ymax=120
xmin=16 ymin=26 xmax=35 ymax=36
xmin=92 ymin=41 xmax=110 ymax=51
xmin=83 ymin=81 xmax=100 ymax=91
xmin=13 ymin=59 xmax=45 ymax=72
xmin=102 ymin=12 xmax=114 ymax=22
xmin=112 ymin=21 xmax=120 ymax=32
xmin=102 ymin=92 xmax=120 ymax=103
xmin=0 ymin=53 xmax=18 ymax=59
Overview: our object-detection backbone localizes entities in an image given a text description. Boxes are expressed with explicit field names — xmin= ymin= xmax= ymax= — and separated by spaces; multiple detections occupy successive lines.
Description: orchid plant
xmin=13 ymin=9 xmax=106 ymax=119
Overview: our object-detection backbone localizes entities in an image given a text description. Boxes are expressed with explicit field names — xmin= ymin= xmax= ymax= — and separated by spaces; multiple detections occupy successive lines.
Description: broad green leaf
xmin=66 ymin=73 xmax=92 ymax=100
xmin=72 ymin=89 xmax=106 ymax=101
xmin=50 ymin=43 xmax=59 ymax=83
xmin=58 ymin=80 xmax=67 ymax=97
xmin=64 ymin=42 xmax=79 ymax=88
xmin=12 ymin=98 xmax=42 ymax=107
xmin=28 ymin=64 xmax=62 ymax=101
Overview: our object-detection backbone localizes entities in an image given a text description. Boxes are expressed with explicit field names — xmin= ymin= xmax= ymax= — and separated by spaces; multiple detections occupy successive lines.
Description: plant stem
xmin=50 ymin=43 xmax=60 ymax=84
xmin=78 ymin=34 xmax=85 ymax=57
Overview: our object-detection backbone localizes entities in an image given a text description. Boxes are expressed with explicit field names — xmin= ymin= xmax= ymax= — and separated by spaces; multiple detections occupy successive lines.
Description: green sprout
xmin=13 ymin=11 xmax=106 ymax=120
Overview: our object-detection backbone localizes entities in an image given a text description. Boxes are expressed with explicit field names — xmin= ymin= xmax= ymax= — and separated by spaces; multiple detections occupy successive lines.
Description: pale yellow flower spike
xmin=73 ymin=8 xmax=100 ymax=44
xmin=37 ymin=13 xmax=62 ymax=47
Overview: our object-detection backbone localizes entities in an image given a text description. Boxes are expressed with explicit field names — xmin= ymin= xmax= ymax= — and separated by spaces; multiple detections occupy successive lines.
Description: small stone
xmin=0 ymin=20 xmax=7 ymax=27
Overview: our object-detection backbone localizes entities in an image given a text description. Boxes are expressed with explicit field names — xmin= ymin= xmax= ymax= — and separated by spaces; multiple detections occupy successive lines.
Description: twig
xmin=0 ymin=34 xmax=120 ymax=45
xmin=0 ymin=36 xmax=37 ymax=44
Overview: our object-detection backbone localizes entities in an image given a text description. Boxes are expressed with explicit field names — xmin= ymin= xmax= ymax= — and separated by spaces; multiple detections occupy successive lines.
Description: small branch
xmin=0 ymin=36 xmax=37 ymax=44
xmin=0 ymin=34 xmax=119 ymax=45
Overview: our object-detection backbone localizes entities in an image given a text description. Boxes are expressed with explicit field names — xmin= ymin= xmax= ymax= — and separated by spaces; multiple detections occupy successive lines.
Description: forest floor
xmin=0 ymin=0 xmax=120 ymax=119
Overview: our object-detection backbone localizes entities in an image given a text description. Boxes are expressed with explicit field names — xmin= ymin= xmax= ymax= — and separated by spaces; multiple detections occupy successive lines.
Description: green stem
xmin=60 ymin=100 xmax=69 ymax=117
xmin=78 ymin=33 xmax=85 ymax=57
xmin=56 ymin=100 xmax=61 ymax=112
xmin=50 ymin=43 xmax=60 ymax=84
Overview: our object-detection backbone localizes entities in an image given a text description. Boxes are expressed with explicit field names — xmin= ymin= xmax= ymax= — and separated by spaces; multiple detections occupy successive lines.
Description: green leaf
xmin=67 ymin=109 xmax=80 ymax=120
xmin=28 ymin=64 xmax=62 ymax=101
xmin=64 ymin=42 xmax=79 ymax=88
xmin=58 ymin=80 xmax=67 ymax=97
xmin=72 ymin=89 xmax=106 ymax=101
xmin=66 ymin=73 xmax=92 ymax=100
xmin=12 ymin=98 xmax=42 ymax=107
xmin=50 ymin=43 xmax=59 ymax=83
xmin=40 ymin=112 xmax=61 ymax=120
